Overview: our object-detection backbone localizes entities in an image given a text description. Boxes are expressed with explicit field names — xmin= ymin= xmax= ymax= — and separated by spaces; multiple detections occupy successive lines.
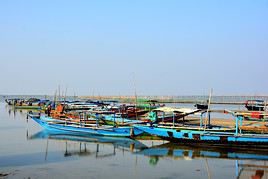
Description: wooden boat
xmin=5 ymin=98 xmax=23 ymax=105
xmin=147 ymin=107 xmax=202 ymax=124
xmin=14 ymin=105 xmax=41 ymax=110
xmin=245 ymin=100 xmax=265 ymax=111
xmin=134 ymin=108 xmax=268 ymax=148
xmin=10 ymin=98 xmax=50 ymax=110
xmin=29 ymin=114 xmax=144 ymax=137
xmin=194 ymin=102 xmax=208 ymax=110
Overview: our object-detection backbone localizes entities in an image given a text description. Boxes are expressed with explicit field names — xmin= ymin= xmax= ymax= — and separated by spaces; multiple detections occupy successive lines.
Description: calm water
xmin=0 ymin=102 xmax=268 ymax=179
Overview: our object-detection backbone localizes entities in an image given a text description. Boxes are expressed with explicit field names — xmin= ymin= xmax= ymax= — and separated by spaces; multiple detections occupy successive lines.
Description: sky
xmin=0 ymin=0 xmax=268 ymax=96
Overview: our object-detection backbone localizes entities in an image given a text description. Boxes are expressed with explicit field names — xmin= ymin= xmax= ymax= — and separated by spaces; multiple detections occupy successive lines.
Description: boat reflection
xmin=138 ymin=142 xmax=268 ymax=178
xmin=29 ymin=130 xmax=148 ymax=155
xmin=0 ymin=131 xmax=148 ymax=168
xmin=137 ymin=142 xmax=268 ymax=163
xmin=236 ymin=161 xmax=268 ymax=179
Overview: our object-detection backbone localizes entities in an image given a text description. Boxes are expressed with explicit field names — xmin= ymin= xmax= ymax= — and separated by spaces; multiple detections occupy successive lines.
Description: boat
xmin=29 ymin=114 xmax=144 ymax=137
xmin=245 ymin=100 xmax=265 ymax=111
xmin=5 ymin=98 xmax=24 ymax=105
xmin=194 ymin=100 xmax=208 ymax=110
xmin=14 ymin=105 xmax=42 ymax=110
xmin=146 ymin=107 xmax=202 ymax=124
xmin=9 ymin=98 xmax=50 ymax=110
xmin=134 ymin=108 xmax=268 ymax=148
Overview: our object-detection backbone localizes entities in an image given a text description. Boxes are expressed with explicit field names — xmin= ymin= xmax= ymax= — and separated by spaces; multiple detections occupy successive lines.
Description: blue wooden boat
xmin=29 ymin=115 xmax=144 ymax=137
xmin=134 ymin=108 xmax=268 ymax=148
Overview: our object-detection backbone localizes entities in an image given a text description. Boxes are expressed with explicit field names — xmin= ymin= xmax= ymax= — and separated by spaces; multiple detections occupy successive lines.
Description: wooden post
xmin=200 ymin=112 xmax=203 ymax=129
xmin=172 ymin=112 xmax=175 ymax=127
xmin=96 ymin=113 xmax=99 ymax=128
xmin=113 ymin=113 xmax=116 ymax=127
xmin=79 ymin=113 xmax=81 ymax=126
xmin=235 ymin=116 xmax=239 ymax=136
xmin=84 ymin=112 xmax=87 ymax=127
xmin=208 ymin=112 xmax=211 ymax=128
xmin=240 ymin=115 xmax=243 ymax=134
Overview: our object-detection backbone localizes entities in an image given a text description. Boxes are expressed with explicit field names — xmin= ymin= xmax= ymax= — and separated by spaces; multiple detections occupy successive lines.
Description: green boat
xmin=14 ymin=105 xmax=41 ymax=110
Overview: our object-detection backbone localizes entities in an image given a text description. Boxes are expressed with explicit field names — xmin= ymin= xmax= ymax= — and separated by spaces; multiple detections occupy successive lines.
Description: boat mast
xmin=58 ymin=85 xmax=61 ymax=102
xmin=64 ymin=86 xmax=67 ymax=104
xmin=132 ymin=73 xmax=138 ymax=120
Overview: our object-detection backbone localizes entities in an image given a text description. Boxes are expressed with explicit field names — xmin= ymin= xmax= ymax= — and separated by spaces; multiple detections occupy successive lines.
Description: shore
xmin=80 ymin=96 xmax=249 ymax=105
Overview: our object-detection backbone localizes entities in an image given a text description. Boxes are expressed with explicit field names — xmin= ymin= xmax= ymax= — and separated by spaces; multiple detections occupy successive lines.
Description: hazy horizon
xmin=1 ymin=0 xmax=267 ymax=96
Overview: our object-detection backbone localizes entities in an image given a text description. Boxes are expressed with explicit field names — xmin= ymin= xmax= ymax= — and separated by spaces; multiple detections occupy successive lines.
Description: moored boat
xmin=194 ymin=100 xmax=208 ymax=110
xmin=245 ymin=100 xmax=265 ymax=111
xmin=29 ymin=114 xmax=144 ymax=137
xmin=134 ymin=108 xmax=268 ymax=148
xmin=14 ymin=105 xmax=42 ymax=110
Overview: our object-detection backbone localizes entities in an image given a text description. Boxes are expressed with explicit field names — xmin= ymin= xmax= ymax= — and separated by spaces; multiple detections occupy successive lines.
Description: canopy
xmin=153 ymin=107 xmax=199 ymax=114
xmin=224 ymin=109 xmax=268 ymax=117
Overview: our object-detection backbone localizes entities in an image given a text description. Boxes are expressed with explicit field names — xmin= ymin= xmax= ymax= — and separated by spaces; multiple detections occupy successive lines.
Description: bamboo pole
xmin=204 ymin=88 xmax=213 ymax=130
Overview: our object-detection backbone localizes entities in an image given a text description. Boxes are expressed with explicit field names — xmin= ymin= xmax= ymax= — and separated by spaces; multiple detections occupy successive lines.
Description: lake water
xmin=0 ymin=102 xmax=268 ymax=179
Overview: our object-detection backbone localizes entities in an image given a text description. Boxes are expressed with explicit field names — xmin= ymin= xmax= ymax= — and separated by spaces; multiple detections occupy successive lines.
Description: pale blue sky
xmin=0 ymin=0 xmax=267 ymax=96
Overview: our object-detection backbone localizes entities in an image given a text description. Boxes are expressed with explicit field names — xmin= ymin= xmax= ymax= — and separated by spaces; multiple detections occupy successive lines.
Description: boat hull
xmin=31 ymin=117 xmax=143 ymax=137
xmin=14 ymin=105 xmax=41 ymax=110
xmin=134 ymin=125 xmax=268 ymax=148
xmin=245 ymin=106 xmax=264 ymax=111
xmin=194 ymin=103 xmax=208 ymax=110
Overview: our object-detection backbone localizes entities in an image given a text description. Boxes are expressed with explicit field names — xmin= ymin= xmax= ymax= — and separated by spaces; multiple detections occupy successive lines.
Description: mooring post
xmin=200 ymin=112 xmax=203 ymax=128
xmin=235 ymin=116 xmax=239 ymax=135
xmin=113 ymin=113 xmax=116 ymax=127
xmin=84 ymin=112 xmax=86 ymax=126
xmin=239 ymin=116 xmax=243 ymax=134
xmin=235 ymin=160 xmax=239 ymax=178
xmin=79 ymin=113 xmax=81 ymax=126
xmin=172 ymin=112 xmax=175 ymax=127
xmin=208 ymin=112 xmax=211 ymax=128
xmin=96 ymin=113 xmax=99 ymax=127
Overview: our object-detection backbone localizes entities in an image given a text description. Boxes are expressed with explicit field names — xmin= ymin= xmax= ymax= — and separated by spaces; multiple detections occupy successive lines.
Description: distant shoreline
xmin=1 ymin=95 xmax=268 ymax=104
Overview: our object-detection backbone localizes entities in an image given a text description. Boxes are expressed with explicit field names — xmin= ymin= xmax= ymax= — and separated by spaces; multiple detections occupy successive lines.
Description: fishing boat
xmin=134 ymin=108 xmax=268 ymax=148
xmin=245 ymin=100 xmax=265 ymax=111
xmin=14 ymin=105 xmax=42 ymax=110
xmin=29 ymin=114 xmax=144 ymax=137
xmin=194 ymin=100 xmax=208 ymax=110
xmin=11 ymin=98 xmax=49 ymax=110
xmin=5 ymin=98 xmax=24 ymax=105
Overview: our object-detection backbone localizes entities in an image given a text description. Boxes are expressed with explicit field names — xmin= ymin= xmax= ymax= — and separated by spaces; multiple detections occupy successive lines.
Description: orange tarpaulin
xmin=56 ymin=104 xmax=64 ymax=113
xmin=251 ymin=112 xmax=261 ymax=119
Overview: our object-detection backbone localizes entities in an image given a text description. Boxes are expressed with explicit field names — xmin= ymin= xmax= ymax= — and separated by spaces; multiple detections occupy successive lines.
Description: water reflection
xmin=138 ymin=142 xmax=268 ymax=162
xmin=5 ymin=105 xmax=29 ymax=119
xmin=137 ymin=142 xmax=268 ymax=178
xmin=1 ymin=131 xmax=148 ymax=168
xmin=29 ymin=130 xmax=148 ymax=152
xmin=236 ymin=161 xmax=268 ymax=179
